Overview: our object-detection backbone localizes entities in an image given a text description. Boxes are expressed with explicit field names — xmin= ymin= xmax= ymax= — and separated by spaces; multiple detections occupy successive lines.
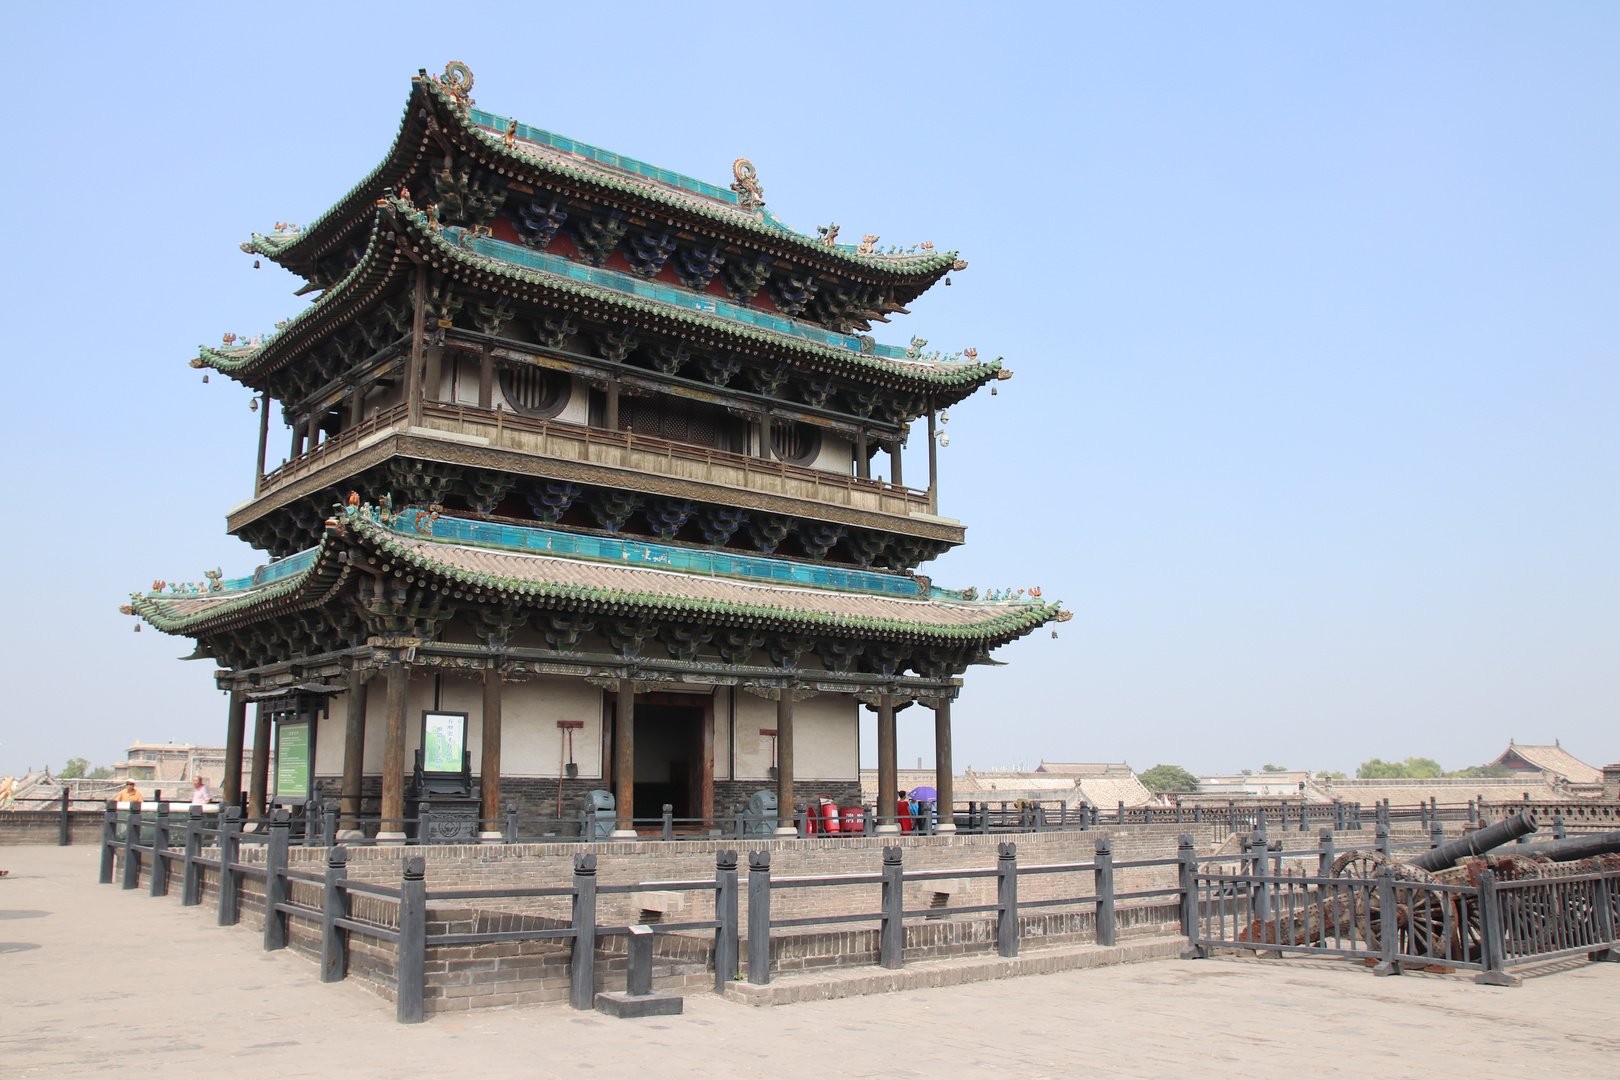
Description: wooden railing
xmin=256 ymin=402 xmax=934 ymax=519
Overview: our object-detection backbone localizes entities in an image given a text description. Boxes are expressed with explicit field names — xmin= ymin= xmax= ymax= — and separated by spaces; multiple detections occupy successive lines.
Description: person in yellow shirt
xmin=115 ymin=780 xmax=142 ymax=804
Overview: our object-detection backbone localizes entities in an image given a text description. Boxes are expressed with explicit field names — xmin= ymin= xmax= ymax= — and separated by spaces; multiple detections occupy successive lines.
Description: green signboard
xmin=276 ymin=721 xmax=311 ymax=799
xmin=422 ymin=712 xmax=466 ymax=773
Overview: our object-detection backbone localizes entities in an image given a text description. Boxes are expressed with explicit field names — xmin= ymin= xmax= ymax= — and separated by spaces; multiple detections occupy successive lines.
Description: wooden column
xmin=478 ymin=347 xmax=493 ymax=409
xmin=926 ymin=406 xmax=938 ymax=514
xmin=605 ymin=381 xmax=621 ymax=431
xmin=222 ymin=690 xmax=247 ymax=809
xmin=760 ymin=414 xmax=774 ymax=459
xmin=340 ymin=667 xmax=369 ymax=835
xmin=774 ymin=690 xmax=796 ymax=835
xmin=479 ymin=666 xmax=503 ymax=837
xmin=423 ymin=344 xmax=443 ymax=403
xmin=934 ymin=696 xmax=956 ymax=832
xmin=855 ymin=428 xmax=869 ymax=479
xmin=406 ymin=269 xmax=426 ymax=429
xmin=378 ymin=663 xmax=409 ymax=840
xmin=699 ymin=695 xmax=715 ymax=827
xmin=348 ymin=385 xmax=365 ymax=428
xmin=290 ymin=424 xmax=304 ymax=461
xmin=876 ymin=695 xmax=898 ymax=833
xmin=254 ymin=395 xmax=270 ymax=496
xmin=612 ymin=679 xmax=636 ymax=835
xmin=247 ymin=702 xmax=271 ymax=820
xmin=307 ymin=410 xmax=322 ymax=449
xmin=889 ymin=438 xmax=903 ymax=488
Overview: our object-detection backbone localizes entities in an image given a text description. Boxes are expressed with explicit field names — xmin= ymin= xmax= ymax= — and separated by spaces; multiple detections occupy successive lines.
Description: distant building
xmin=114 ymin=742 xmax=261 ymax=791
xmin=1492 ymin=741 xmax=1601 ymax=786
xmin=1196 ymin=771 xmax=1314 ymax=798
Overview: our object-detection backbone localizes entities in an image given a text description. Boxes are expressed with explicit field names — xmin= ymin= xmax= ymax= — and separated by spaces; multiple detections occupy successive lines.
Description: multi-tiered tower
xmin=129 ymin=64 xmax=1062 ymax=840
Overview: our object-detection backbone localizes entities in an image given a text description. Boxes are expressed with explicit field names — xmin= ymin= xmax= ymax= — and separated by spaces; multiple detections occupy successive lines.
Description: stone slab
xmin=723 ymin=935 xmax=1187 ymax=1006
xmin=595 ymin=990 xmax=684 ymax=1017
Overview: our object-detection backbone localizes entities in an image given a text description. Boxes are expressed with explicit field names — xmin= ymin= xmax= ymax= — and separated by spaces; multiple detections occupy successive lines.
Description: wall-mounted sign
xmin=421 ymin=711 xmax=467 ymax=774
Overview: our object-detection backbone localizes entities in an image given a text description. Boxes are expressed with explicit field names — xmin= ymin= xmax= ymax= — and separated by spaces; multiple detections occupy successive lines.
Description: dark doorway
xmin=634 ymin=703 xmax=704 ymax=821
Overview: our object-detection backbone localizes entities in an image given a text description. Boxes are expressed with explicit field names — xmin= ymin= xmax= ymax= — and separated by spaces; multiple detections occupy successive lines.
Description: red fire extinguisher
xmin=820 ymin=797 xmax=841 ymax=834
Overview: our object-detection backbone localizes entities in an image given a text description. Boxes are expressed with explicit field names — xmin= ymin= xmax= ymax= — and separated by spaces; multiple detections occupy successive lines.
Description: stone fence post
xmin=182 ymin=806 xmax=204 ymax=906
xmin=263 ymin=809 xmax=290 ymax=951
xmin=880 ymin=846 xmax=904 ymax=969
xmin=1094 ymin=836 xmax=1116 ymax=947
xmin=321 ymin=845 xmax=349 ymax=983
xmin=218 ymin=807 xmax=243 ymax=926
xmin=747 ymin=850 xmax=772 ymax=985
xmin=714 ymin=850 xmax=738 ymax=992
xmin=397 ymin=856 xmax=427 ymax=1022
xmin=569 ymin=853 xmax=598 ymax=1010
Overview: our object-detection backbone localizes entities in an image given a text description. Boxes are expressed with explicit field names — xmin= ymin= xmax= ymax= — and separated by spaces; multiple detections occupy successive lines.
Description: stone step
xmin=721 ymin=934 xmax=1187 ymax=1006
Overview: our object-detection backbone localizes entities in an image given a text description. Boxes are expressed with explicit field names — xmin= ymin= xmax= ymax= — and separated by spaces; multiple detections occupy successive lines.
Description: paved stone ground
xmin=3 ymin=845 xmax=1616 ymax=1079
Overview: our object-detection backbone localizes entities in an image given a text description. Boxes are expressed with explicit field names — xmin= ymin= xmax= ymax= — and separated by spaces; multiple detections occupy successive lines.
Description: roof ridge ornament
xmin=435 ymin=61 xmax=475 ymax=112
xmin=730 ymin=158 xmax=765 ymax=213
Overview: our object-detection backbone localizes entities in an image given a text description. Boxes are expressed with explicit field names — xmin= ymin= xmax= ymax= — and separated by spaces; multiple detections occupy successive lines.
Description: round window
xmin=770 ymin=421 xmax=823 ymax=466
xmin=498 ymin=365 xmax=572 ymax=418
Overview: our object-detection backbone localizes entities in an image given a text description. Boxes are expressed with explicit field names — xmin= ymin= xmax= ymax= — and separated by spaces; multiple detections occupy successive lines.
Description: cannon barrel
xmin=1408 ymin=810 xmax=1538 ymax=872
xmin=1508 ymin=829 xmax=1620 ymax=863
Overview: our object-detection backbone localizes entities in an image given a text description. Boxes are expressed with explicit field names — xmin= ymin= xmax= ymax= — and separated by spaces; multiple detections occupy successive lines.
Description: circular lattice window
xmin=498 ymin=365 xmax=572 ymax=419
xmin=770 ymin=420 xmax=823 ymax=466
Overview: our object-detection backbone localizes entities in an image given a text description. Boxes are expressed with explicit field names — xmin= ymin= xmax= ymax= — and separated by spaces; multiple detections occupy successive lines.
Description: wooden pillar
xmin=340 ymin=667 xmax=369 ymax=836
xmin=254 ymin=395 xmax=270 ymax=496
xmin=855 ymin=428 xmax=869 ymax=479
xmin=612 ymin=679 xmax=636 ymax=835
xmin=348 ymin=385 xmax=365 ymax=428
xmin=934 ymin=696 xmax=956 ymax=832
xmin=774 ymin=690 xmax=796 ymax=835
xmin=407 ymin=269 xmax=426 ymax=429
xmin=290 ymin=424 xmax=304 ymax=461
xmin=926 ymin=406 xmax=938 ymax=513
xmin=889 ymin=438 xmax=903 ymax=488
xmin=605 ymin=381 xmax=621 ymax=431
xmin=479 ymin=667 xmax=503 ymax=838
xmin=247 ymin=702 xmax=271 ymax=820
xmin=699 ymin=695 xmax=715 ymax=828
xmin=307 ymin=410 xmax=322 ymax=449
xmin=876 ymin=694 xmax=898 ymax=833
xmin=423 ymin=344 xmax=443 ymax=404
xmin=378 ymin=663 xmax=409 ymax=840
xmin=759 ymin=413 xmax=773 ymax=459
xmin=222 ymin=689 xmax=247 ymax=809
xmin=478 ymin=347 xmax=493 ymax=409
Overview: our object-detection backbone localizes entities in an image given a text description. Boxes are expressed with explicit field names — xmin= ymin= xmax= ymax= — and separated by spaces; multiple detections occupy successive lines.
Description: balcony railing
xmin=255 ymin=402 xmax=935 ymax=520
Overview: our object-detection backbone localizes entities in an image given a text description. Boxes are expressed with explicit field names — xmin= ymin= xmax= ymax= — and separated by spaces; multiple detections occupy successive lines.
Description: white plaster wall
xmin=794 ymin=693 xmax=859 ymax=781
xmin=314 ymin=698 xmax=346 ymax=775
xmin=498 ymin=676 xmax=605 ymax=778
xmin=729 ymin=691 xmax=856 ymax=781
xmin=810 ymin=431 xmax=854 ymax=475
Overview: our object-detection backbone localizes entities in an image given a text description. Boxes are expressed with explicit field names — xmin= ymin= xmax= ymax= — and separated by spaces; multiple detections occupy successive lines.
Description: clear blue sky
xmin=1 ymin=3 xmax=1614 ymax=779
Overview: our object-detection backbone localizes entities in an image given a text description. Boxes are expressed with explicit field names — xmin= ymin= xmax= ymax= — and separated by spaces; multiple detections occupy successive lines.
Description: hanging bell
xmin=1050 ymin=630 xmax=1057 ymax=639
xmin=134 ymin=624 xmax=142 ymax=633
xmin=945 ymin=277 xmax=952 ymax=286
xmin=202 ymin=374 xmax=209 ymax=384
xmin=249 ymin=397 xmax=260 ymax=412
xmin=991 ymin=386 xmax=997 ymax=396
xmin=253 ymin=260 xmax=261 ymax=269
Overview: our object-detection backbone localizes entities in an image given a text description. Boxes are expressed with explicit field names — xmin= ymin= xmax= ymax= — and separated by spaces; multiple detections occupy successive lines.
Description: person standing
xmin=115 ymin=780 xmax=142 ymax=803
xmin=191 ymin=775 xmax=210 ymax=806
